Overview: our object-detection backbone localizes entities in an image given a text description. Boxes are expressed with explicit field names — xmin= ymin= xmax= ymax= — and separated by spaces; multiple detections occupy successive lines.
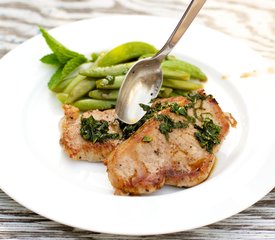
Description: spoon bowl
xmin=115 ymin=57 xmax=163 ymax=124
xmin=116 ymin=0 xmax=207 ymax=124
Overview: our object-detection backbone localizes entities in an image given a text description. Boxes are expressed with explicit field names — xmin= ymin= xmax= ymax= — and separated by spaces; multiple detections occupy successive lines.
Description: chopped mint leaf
xmin=39 ymin=27 xmax=89 ymax=92
xmin=61 ymin=55 xmax=87 ymax=80
xmin=40 ymin=53 xmax=60 ymax=66
xmin=47 ymin=67 xmax=63 ymax=91
xmin=39 ymin=27 xmax=86 ymax=64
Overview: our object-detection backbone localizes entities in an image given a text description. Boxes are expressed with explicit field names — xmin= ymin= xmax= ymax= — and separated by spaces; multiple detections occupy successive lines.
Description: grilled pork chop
xmin=59 ymin=97 xmax=187 ymax=162
xmin=60 ymin=104 xmax=122 ymax=162
xmin=106 ymin=92 xmax=231 ymax=195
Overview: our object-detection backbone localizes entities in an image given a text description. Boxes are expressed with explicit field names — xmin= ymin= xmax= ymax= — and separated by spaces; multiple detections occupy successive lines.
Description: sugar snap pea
xmin=94 ymin=69 xmax=191 ymax=91
xmin=96 ymin=76 xmax=124 ymax=89
xmin=162 ymin=60 xmax=207 ymax=81
xmin=66 ymin=79 xmax=96 ymax=103
xmin=97 ymin=42 xmax=157 ymax=67
xmin=56 ymin=93 xmax=68 ymax=103
xmin=89 ymin=89 xmax=118 ymax=100
xmin=40 ymin=34 xmax=209 ymax=112
xmin=53 ymin=77 xmax=74 ymax=93
xmin=73 ymin=99 xmax=116 ymax=111
xmin=63 ymin=75 xmax=87 ymax=94
xmin=163 ymin=79 xmax=203 ymax=91
xmin=162 ymin=67 xmax=190 ymax=80
xmin=80 ymin=62 xmax=134 ymax=77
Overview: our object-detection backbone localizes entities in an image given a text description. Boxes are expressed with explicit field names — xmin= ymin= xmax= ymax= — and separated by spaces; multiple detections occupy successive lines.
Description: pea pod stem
xmin=90 ymin=52 xmax=99 ymax=62
xmin=93 ymin=51 xmax=106 ymax=66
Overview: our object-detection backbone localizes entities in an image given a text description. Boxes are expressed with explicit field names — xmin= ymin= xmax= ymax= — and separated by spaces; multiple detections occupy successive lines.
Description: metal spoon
xmin=115 ymin=0 xmax=207 ymax=124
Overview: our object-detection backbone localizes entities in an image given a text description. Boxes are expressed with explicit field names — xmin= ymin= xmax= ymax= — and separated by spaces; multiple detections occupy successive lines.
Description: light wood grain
xmin=0 ymin=189 xmax=274 ymax=239
xmin=0 ymin=0 xmax=275 ymax=239
xmin=0 ymin=0 xmax=274 ymax=60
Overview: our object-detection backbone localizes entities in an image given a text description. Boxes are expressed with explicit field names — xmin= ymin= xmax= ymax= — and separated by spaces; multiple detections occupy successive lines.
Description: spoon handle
xmin=155 ymin=0 xmax=207 ymax=61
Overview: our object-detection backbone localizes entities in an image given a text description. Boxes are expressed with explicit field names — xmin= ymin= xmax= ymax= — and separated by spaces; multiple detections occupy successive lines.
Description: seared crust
xmin=60 ymin=105 xmax=122 ymax=162
xmin=106 ymin=94 xmax=230 ymax=195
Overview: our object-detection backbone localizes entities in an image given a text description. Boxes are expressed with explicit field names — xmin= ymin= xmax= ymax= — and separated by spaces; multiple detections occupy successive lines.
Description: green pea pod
xmin=138 ymin=56 xmax=190 ymax=80
xmin=96 ymin=42 xmax=157 ymax=67
xmin=80 ymin=62 xmax=134 ymax=78
xmin=53 ymin=77 xmax=74 ymax=93
xmin=73 ymin=99 xmax=116 ymax=111
xmin=56 ymin=93 xmax=68 ymax=103
xmin=96 ymin=76 xmax=124 ymax=89
xmin=162 ymin=67 xmax=190 ymax=80
xmin=66 ymin=79 xmax=96 ymax=104
xmin=162 ymin=60 xmax=207 ymax=81
xmin=63 ymin=75 xmax=87 ymax=94
xmin=163 ymin=79 xmax=203 ymax=91
xmin=89 ymin=89 xmax=118 ymax=100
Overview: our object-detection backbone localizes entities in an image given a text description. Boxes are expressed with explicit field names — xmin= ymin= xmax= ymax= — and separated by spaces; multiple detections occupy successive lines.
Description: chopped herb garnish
xmin=105 ymin=75 xmax=115 ymax=85
xmin=169 ymin=102 xmax=195 ymax=123
xmin=139 ymin=103 xmax=152 ymax=112
xmin=118 ymin=102 xmax=167 ymax=139
xmin=80 ymin=115 xmax=119 ymax=143
xmin=194 ymin=118 xmax=221 ymax=153
xmin=79 ymin=91 xmax=221 ymax=153
xmin=142 ymin=136 xmax=153 ymax=142
xmin=156 ymin=114 xmax=188 ymax=139
xmin=165 ymin=92 xmax=221 ymax=152
xmin=186 ymin=92 xmax=208 ymax=103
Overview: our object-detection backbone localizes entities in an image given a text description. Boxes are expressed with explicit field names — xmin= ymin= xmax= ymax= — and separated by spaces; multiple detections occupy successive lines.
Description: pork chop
xmin=106 ymin=92 xmax=232 ymax=195
xmin=60 ymin=104 xmax=122 ymax=162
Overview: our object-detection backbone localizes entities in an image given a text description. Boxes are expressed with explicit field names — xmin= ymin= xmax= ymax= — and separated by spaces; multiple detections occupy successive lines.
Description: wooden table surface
xmin=0 ymin=0 xmax=274 ymax=239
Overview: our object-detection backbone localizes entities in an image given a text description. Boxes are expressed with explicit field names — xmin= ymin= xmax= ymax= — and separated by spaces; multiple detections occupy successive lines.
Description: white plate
xmin=0 ymin=15 xmax=275 ymax=235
